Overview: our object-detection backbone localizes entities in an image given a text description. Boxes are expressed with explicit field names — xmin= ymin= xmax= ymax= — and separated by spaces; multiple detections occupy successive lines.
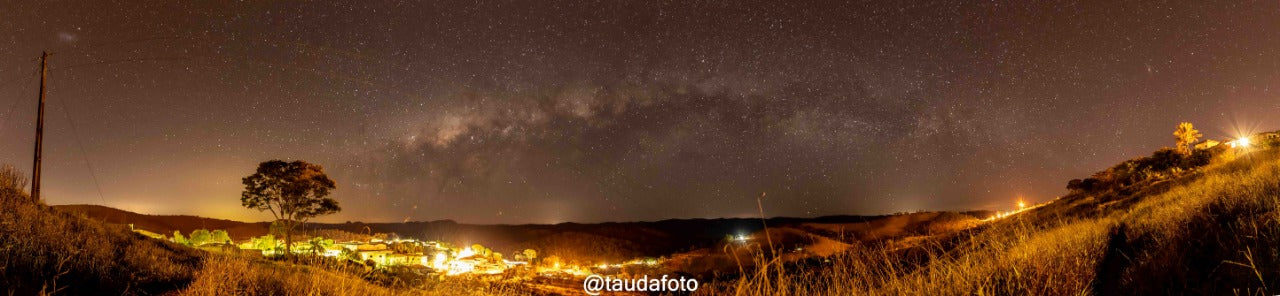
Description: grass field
xmin=705 ymin=145 xmax=1280 ymax=295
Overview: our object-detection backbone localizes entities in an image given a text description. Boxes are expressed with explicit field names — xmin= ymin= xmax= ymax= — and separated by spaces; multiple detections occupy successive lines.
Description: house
xmin=1195 ymin=139 xmax=1221 ymax=150
xmin=382 ymin=253 xmax=428 ymax=266
xmin=322 ymin=245 xmax=345 ymax=257
xmin=358 ymin=250 xmax=395 ymax=264
xmin=447 ymin=257 xmax=480 ymax=275
xmin=354 ymin=243 xmax=389 ymax=251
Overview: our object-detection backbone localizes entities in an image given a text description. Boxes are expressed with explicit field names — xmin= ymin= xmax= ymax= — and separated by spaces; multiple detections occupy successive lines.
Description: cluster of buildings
xmin=132 ymin=227 xmax=668 ymax=279
xmin=238 ymin=237 xmax=522 ymax=276
xmin=1196 ymin=131 xmax=1280 ymax=150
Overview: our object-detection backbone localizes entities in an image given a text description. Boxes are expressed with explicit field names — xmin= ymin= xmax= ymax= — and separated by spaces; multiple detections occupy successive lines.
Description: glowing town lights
xmin=457 ymin=247 xmax=475 ymax=258
xmin=985 ymin=197 xmax=1043 ymax=222
xmin=735 ymin=234 xmax=748 ymax=242
xmin=432 ymin=253 xmax=447 ymax=269
xmin=447 ymin=260 xmax=476 ymax=275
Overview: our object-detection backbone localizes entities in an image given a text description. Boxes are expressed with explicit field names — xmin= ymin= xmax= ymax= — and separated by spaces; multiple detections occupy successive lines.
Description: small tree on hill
xmin=523 ymin=249 xmax=537 ymax=264
xmin=252 ymin=235 xmax=279 ymax=251
xmin=211 ymin=229 xmax=231 ymax=244
xmin=1173 ymin=122 xmax=1202 ymax=155
xmin=189 ymin=229 xmax=212 ymax=246
xmin=241 ymin=160 xmax=340 ymax=255
xmin=172 ymin=230 xmax=190 ymax=246
xmin=308 ymin=236 xmax=334 ymax=255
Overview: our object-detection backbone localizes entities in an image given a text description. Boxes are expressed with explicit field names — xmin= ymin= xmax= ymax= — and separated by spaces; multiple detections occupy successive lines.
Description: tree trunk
xmin=283 ymin=221 xmax=293 ymax=255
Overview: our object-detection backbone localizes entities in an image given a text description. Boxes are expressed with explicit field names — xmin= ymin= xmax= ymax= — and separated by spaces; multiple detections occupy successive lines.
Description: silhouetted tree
xmin=241 ymin=160 xmax=340 ymax=255
xmin=1147 ymin=148 xmax=1184 ymax=173
xmin=1173 ymin=122 xmax=1202 ymax=155
xmin=1184 ymin=148 xmax=1213 ymax=168
xmin=1067 ymin=179 xmax=1085 ymax=193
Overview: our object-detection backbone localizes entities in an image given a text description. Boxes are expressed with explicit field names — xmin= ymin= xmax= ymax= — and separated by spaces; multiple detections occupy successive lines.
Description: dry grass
xmin=0 ymin=184 xmax=201 ymax=295
xmin=706 ymin=147 xmax=1280 ymax=295
xmin=180 ymin=255 xmax=394 ymax=296
xmin=0 ymin=167 xmax=532 ymax=296
xmin=180 ymin=255 xmax=534 ymax=296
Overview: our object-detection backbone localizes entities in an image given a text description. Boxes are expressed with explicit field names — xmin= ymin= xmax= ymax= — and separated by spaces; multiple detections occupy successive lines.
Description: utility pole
xmin=31 ymin=52 xmax=48 ymax=202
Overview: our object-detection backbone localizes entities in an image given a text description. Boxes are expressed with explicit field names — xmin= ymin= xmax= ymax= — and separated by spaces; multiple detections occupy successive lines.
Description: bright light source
xmin=735 ymin=234 xmax=748 ymax=242
xmin=1017 ymin=201 xmax=1026 ymax=209
xmin=1235 ymin=137 xmax=1251 ymax=148
xmin=432 ymin=253 xmax=447 ymax=269
xmin=456 ymin=247 xmax=475 ymax=258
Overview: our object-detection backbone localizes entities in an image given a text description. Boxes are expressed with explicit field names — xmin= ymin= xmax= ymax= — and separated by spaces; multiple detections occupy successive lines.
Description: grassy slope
xmin=0 ymin=191 xmax=202 ymax=295
xmin=713 ymin=147 xmax=1280 ymax=295
xmin=0 ymin=186 xmax=529 ymax=295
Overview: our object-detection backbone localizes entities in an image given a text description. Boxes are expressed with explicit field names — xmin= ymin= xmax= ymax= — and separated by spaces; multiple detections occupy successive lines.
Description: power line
xmin=0 ymin=57 xmax=43 ymax=89
xmin=47 ymin=75 xmax=110 ymax=207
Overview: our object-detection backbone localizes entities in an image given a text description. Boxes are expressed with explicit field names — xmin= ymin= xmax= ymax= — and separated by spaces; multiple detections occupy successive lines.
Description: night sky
xmin=1 ymin=1 xmax=1278 ymax=224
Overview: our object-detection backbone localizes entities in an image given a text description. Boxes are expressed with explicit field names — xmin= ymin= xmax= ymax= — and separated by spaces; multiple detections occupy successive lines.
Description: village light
xmin=456 ymin=246 xmax=475 ymax=258
xmin=1234 ymin=136 xmax=1251 ymax=148
xmin=1017 ymin=200 xmax=1026 ymax=209
xmin=432 ymin=253 xmax=447 ymax=269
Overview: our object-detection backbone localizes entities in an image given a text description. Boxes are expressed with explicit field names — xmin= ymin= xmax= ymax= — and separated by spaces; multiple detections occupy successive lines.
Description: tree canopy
xmin=241 ymin=160 xmax=340 ymax=254
xmin=1173 ymin=122 xmax=1202 ymax=155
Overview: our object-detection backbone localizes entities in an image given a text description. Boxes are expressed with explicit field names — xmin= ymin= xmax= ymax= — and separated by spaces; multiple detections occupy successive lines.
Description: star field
xmin=0 ymin=1 xmax=1278 ymax=223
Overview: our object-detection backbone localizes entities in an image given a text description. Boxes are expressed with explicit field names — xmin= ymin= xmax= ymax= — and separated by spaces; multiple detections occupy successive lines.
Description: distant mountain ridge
xmin=54 ymin=204 xmax=270 ymax=239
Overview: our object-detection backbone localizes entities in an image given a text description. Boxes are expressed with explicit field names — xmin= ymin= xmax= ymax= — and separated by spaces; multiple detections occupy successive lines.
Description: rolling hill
xmin=55 ymin=203 xmax=990 ymax=265
xmin=714 ymin=133 xmax=1280 ymax=295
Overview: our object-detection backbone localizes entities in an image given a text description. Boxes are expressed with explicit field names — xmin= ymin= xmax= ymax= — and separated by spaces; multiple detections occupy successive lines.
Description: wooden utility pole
xmin=31 ymin=52 xmax=48 ymax=201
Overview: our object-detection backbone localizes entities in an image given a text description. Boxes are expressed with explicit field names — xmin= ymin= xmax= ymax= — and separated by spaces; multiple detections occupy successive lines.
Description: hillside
xmin=1 ymin=173 xmax=524 ymax=295
xmin=54 ymin=204 xmax=269 ymax=240
xmin=714 ymin=133 xmax=1280 ymax=295
xmin=0 ymin=192 xmax=203 ymax=294
xmin=57 ymin=204 xmax=990 ymax=265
